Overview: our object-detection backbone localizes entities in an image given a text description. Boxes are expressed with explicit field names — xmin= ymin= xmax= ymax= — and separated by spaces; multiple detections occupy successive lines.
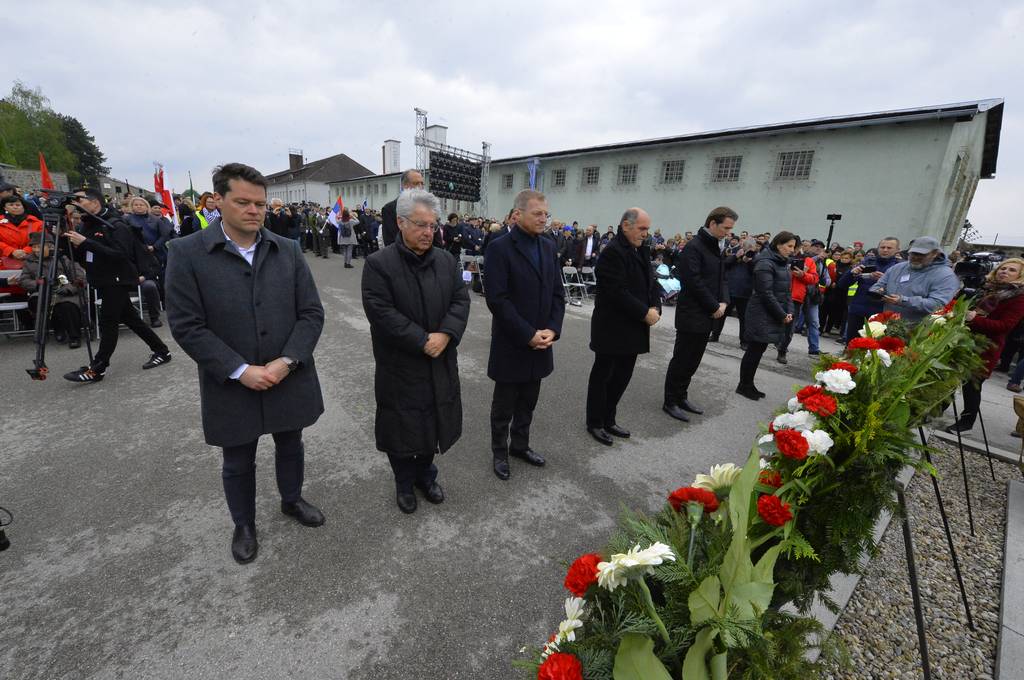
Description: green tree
xmin=0 ymin=81 xmax=85 ymax=184
xmin=59 ymin=114 xmax=109 ymax=186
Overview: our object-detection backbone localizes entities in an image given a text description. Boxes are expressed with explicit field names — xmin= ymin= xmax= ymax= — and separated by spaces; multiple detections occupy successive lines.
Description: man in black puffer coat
xmin=662 ymin=207 xmax=736 ymax=422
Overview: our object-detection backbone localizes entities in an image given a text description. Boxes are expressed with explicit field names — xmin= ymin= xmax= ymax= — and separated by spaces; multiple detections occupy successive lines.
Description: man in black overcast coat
xmin=380 ymin=169 xmax=424 ymax=246
xmin=662 ymin=207 xmax=737 ymax=422
xmin=585 ymin=208 xmax=661 ymax=445
xmin=483 ymin=190 xmax=565 ymax=479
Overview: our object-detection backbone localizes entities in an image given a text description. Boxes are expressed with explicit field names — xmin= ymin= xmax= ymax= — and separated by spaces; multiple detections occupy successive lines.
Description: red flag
xmin=39 ymin=152 xmax=55 ymax=190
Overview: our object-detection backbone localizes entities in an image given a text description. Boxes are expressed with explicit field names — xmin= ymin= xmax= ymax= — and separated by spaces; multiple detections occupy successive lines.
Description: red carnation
xmin=768 ymin=421 xmax=775 ymax=434
xmin=877 ymin=336 xmax=906 ymax=354
xmin=564 ymin=553 xmax=602 ymax=597
xmin=802 ymin=393 xmax=838 ymax=418
xmin=757 ymin=494 xmax=793 ymax=526
xmin=538 ymin=652 xmax=584 ymax=680
xmin=668 ymin=486 xmax=720 ymax=514
xmin=869 ymin=311 xmax=901 ymax=323
xmin=759 ymin=469 xmax=783 ymax=488
xmin=829 ymin=361 xmax=859 ymax=375
xmin=796 ymin=385 xmax=825 ymax=402
xmin=847 ymin=337 xmax=880 ymax=351
xmin=774 ymin=429 xmax=809 ymax=460
xmin=939 ymin=299 xmax=956 ymax=315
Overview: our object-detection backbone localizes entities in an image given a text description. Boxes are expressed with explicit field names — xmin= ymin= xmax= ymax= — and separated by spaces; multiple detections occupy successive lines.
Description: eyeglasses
xmin=403 ymin=219 xmax=438 ymax=232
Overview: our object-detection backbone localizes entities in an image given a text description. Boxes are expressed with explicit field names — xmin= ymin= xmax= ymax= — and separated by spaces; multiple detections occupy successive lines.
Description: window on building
xmin=617 ymin=163 xmax=638 ymax=185
xmin=582 ymin=166 xmax=601 ymax=186
xmin=711 ymin=156 xmax=743 ymax=182
xmin=383 ymin=183 xmax=388 ymax=195
xmin=501 ymin=173 xmax=513 ymax=190
xmin=774 ymin=150 xmax=814 ymax=180
xmin=661 ymin=159 xmax=684 ymax=184
xmin=552 ymin=169 xmax=566 ymax=187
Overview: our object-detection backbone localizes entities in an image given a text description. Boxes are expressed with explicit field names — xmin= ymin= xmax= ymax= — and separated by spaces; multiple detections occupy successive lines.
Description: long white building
xmin=327 ymin=99 xmax=1003 ymax=248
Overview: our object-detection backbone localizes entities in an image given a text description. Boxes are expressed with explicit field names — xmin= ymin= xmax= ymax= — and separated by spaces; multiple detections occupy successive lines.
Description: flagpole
xmin=188 ymin=171 xmax=195 ymax=202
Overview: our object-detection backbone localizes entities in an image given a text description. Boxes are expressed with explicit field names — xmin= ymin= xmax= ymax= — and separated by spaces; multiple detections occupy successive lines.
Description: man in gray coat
xmin=870 ymin=236 xmax=960 ymax=324
xmin=166 ymin=163 xmax=326 ymax=565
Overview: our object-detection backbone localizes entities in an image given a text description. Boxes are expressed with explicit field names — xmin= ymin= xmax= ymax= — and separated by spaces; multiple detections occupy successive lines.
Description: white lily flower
xmin=802 ymin=429 xmax=835 ymax=455
xmin=875 ymin=349 xmax=892 ymax=367
xmin=858 ymin=321 xmax=887 ymax=338
xmin=541 ymin=638 xmax=560 ymax=660
xmin=693 ymin=463 xmax=743 ymax=492
xmin=773 ymin=411 xmax=818 ymax=432
xmin=555 ymin=597 xmax=587 ymax=642
xmin=815 ymin=369 xmax=856 ymax=395
xmin=597 ymin=542 xmax=676 ymax=591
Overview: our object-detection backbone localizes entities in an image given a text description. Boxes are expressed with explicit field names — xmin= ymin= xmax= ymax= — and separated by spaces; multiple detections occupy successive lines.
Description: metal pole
xmin=918 ymin=427 xmax=975 ymax=631
xmin=897 ymin=484 xmax=932 ymax=680
xmin=950 ymin=396 xmax=977 ymax=536
xmin=976 ymin=408 xmax=997 ymax=481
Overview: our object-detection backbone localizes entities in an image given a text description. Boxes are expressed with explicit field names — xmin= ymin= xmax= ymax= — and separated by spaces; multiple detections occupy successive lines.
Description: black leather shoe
xmin=662 ymin=404 xmax=690 ymax=422
xmin=493 ymin=458 xmax=511 ymax=480
xmin=605 ymin=424 xmax=630 ymax=438
xmin=510 ymin=448 xmax=546 ymax=466
xmin=588 ymin=427 xmax=614 ymax=445
xmin=776 ymin=352 xmax=788 ymax=365
xmin=68 ymin=338 xmax=81 ymax=349
xmin=753 ymin=385 xmax=766 ymax=398
xmin=281 ymin=498 xmax=325 ymax=526
xmin=150 ymin=318 xmax=163 ymax=328
xmin=396 ymin=492 xmax=417 ymax=514
xmin=945 ymin=420 xmax=975 ymax=434
xmin=735 ymin=383 xmax=762 ymax=401
xmin=417 ymin=481 xmax=445 ymax=504
xmin=679 ymin=399 xmax=704 ymax=415
xmin=231 ymin=524 xmax=258 ymax=564
xmin=54 ymin=332 xmax=67 ymax=343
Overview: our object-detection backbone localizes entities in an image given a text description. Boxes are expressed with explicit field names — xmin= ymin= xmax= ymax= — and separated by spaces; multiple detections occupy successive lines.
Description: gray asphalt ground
xmin=1 ymin=251 xmax=1009 ymax=679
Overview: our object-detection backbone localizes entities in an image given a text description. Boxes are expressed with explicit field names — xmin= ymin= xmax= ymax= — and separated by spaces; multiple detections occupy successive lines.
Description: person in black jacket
xmin=585 ymin=207 xmax=661 ymax=445
xmin=663 ymin=207 xmax=736 ymax=421
xmin=62 ymin=188 xmax=172 ymax=382
xmin=737 ymin=232 xmax=797 ymax=399
xmin=484 ymin=190 xmax=565 ymax=479
xmin=380 ymin=169 xmax=425 ymax=246
xmin=362 ymin=188 xmax=470 ymax=514
xmin=711 ymin=239 xmax=757 ymax=346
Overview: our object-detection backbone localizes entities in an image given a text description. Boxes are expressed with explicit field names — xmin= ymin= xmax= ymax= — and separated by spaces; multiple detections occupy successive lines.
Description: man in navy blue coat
xmin=484 ymin=190 xmax=566 ymax=480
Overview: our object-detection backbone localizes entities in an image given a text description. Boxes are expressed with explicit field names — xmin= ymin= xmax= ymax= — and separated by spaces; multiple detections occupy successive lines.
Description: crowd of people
xmin=3 ymin=166 xmax=1024 ymax=564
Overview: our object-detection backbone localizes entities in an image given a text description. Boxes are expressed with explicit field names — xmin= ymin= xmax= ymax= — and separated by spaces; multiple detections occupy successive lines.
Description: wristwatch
xmin=281 ymin=357 xmax=299 ymax=372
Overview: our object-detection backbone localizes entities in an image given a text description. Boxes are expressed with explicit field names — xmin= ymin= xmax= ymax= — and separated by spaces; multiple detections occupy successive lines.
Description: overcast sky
xmin=8 ymin=0 xmax=1021 ymax=243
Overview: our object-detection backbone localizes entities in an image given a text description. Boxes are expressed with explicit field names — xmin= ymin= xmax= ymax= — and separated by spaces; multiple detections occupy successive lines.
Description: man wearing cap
xmin=869 ymin=236 xmax=959 ymax=324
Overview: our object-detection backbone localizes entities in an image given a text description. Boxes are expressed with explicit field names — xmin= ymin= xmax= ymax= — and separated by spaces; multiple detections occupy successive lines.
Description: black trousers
xmin=93 ymin=285 xmax=169 ymax=370
xmin=664 ymin=332 xmax=710 ymax=405
xmin=221 ymin=429 xmax=304 ymax=527
xmin=711 ymin=297 xmax=749 ymax=341
xmin=739 ymin=341 xmax=769 ymax=385
xmin=386 ymin=453 xmax=438 ymax=494
xmin=959 ymin=379 xmax=983 ymax=426
xmin=586 ymin=353 xmax=637 ymax=428
xmin=490 ymin=380 xmax=542 ymax=457
xmin=51 ymin=300 xmax=83 ymax=340
xmin=844 ymin=311 xmax=869 ymax=344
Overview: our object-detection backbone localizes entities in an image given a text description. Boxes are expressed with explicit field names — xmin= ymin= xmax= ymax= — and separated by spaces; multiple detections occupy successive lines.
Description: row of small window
xmin=500 ymin=151 xmax=815 ymax=190
xmin=338 ymin=183 xmax=389 ymax=197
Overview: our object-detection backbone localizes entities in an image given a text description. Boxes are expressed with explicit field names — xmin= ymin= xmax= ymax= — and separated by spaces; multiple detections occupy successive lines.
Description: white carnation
xmin=773 ymin=410 xmax=818 ymax=432
xmin=875 ymin=349 xmax=892 ymax=367
xmin=815 ymin=369 xmax=856 ymax=394
xmin=858 ymin=321 xmax=887 ymax=338
xmin=802 ymin=429 xmax=835 ymax=455
xmin=787 ymin=397 xmax=801 ymax=412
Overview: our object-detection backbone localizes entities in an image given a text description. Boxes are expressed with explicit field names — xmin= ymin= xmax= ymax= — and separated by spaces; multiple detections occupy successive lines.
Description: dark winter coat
xmin=744 ymin=247 xmax=794 ymax=345
xmin=725 ymin=250 xmax=756 ymax=299
xmin=836 ymin=255 xmax=898 ymax=315
xmin=362 ymin=240 xmax=471 ymax=458
xmin=590 ymin=232 xmax=661 ymax=355
xmin=484 ymin=226 xmax=566 ymax=383
xmin=165 ymin=221 xmax=325 ymax=448
xmin=675 ymin=228 xmax=729 ymax=335
xmin=381 ymin=198 xmax=399 ymax=246
xmin=76 ymin=208 xmax=144 ymax=288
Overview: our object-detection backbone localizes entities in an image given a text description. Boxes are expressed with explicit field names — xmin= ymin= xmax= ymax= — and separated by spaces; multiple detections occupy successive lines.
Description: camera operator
xmin=869 ymin=236 xmax=959 ymax=325
xmin=62 ymin=188 xmax=172 ymax=383
xmin=16 ymin=232 xmax=87 ymax=348
xmin=710 ymin=238 xmax=757 ymax=347
xmin=837 ymin=237 xmax=901 ymax=342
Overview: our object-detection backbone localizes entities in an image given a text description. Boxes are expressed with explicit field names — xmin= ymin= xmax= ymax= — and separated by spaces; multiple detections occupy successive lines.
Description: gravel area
xmin=825 ymin=439 xmax=1015 ymax=679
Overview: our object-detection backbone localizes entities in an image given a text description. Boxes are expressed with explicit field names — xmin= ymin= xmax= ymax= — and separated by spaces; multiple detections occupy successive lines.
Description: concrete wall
xmin=329 ymin=177 xmax=397 ymax=211
xmin=1 ymin=167 xmax=70 ymax=192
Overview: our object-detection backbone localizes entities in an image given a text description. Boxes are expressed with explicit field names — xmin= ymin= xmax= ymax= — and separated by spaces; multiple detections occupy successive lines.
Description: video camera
xmin=955 ymin=252 xmax=1003 ymax=297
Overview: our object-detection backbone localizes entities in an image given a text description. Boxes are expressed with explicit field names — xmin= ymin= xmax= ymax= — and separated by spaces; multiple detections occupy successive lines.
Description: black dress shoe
xmin=679 ymin=399 xmax=704 ymax=415
xmin=510 ymin=448 xmax=546 ymax=466
xmin=54 ymin=332 xmax=67 ymax=344
xmin=231 ymin=524 xmax=258 ymax=564
xmin=945 ymin=420 xmax=975 ymax=434
xmin=68 ymin=338 xmax=81 ymax=349
xmin=605 ymin=424 xmax=630 ymax=438
xmin=735 ymin=383 xmax=762 ymax=401
xmin=150 ymin=318 xmax=163 ymax=328
xmin=753 ymin=385 xmax=766 ymax=398
xmin=776 ymin=352 xmax=788 ymax=365
xmin=281 ymin=498 xmax=325 ymax=526
xmin=662 ymin=404 xmax=690 ymax=422
xmin=396 ymin=492 xmax=417 ymax=514
xmin=417 ymin=481 xmax=445 ymax=504
xmin=588 ymin=427 xmax=614 ymax=445
xmin=493 ymin=458 xmax=511 ymax=480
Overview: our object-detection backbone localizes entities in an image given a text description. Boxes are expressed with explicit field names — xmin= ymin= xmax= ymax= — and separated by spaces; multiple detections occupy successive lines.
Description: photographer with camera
xmin=710 ymin=238 xmax=757 ymax=347
xmin=869 ymin=236 xmax=959 ymax=325
xmin=836 ymin=237 xmax=901 ymax=342
xmin=61 ymin=188 xmax=172 ymax=383
xmin=775 ymin=238 xmax=818 ymax=364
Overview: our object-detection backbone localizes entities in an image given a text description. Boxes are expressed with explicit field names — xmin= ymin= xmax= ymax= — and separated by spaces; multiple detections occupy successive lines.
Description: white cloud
xmin=6 ymin=0 xmax=1020 ymax=242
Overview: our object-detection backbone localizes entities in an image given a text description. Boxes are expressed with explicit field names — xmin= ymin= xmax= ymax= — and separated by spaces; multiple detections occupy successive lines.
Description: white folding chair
xmin=92 ymin=285 xmax=145 ymax=337
xmin=580 ymin=266 xmax=597 ymax=294
xmin=562 ymin=267 xmax=587 ymax=306
xmin=475 ymin=256 xmax=486 ymax=294
xmin=0 ymin=300 xmax=32 ymax=337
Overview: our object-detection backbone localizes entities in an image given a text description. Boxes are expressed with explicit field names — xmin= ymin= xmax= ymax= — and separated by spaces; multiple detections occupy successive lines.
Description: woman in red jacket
xmin=947 ymin=257 xmax=1024 ymax=433
xmin=0 ymin=196 xmax=44 ymax=259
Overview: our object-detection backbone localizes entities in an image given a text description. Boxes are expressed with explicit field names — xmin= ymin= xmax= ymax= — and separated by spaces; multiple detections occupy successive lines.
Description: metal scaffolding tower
xmin=413 ymin=107 xmax=492 ymax=217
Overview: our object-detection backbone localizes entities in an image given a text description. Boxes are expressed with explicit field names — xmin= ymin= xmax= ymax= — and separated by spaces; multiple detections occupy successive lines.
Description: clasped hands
xmin=423 ymin=332 xmax=451 ymax=358
xmin=239 ymin=358 xmax=292 ymax=391
xmin=529 ymin=329 xmax=558 ymax=350
xmin=711 ymin=302 xmax=727 ymax=319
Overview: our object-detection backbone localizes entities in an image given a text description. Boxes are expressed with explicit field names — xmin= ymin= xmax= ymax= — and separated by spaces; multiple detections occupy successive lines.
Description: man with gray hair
xmin=362 ymin=188 xmax=470 ymax=514
xmin=870 ymin=235 xmax=959 ymax=324
xmin=381 ymin=169 xmax=426 ymax=246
